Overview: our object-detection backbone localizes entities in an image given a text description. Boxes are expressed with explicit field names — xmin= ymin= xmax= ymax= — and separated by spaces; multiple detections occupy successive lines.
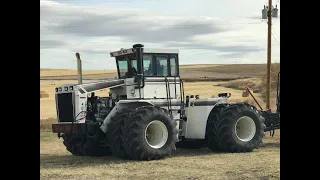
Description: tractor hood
xmin=77 ymin=79 xmax=125 ymax=93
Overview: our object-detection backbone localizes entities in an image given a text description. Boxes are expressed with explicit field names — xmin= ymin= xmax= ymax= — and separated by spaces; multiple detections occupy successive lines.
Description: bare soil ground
xmin=40 ymin=130 xmax=280 ymax=180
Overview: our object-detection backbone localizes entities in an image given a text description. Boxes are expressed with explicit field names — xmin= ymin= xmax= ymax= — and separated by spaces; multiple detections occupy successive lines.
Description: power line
xmin=271 ymin=21 xmax=280 ymax=46
xmin=271 ymin=31 xmax=280 ymax=46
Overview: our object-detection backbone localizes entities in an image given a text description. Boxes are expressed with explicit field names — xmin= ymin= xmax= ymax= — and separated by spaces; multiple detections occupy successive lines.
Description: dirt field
xmin=40 ymin=64 xmax=280 ymax=180
xmin=40 ymin=130 xmax=280 ymax=180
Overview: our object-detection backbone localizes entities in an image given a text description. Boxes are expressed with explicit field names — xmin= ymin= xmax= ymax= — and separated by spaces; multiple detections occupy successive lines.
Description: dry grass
xmin=179 ymin=64 xmax=223 ymax=69
xmin=215 ymin=64 xmax=280 ymax=110
xmin=40 ymin=118 xmax=56 ymax=130
xmin=215 ymin=78 xmax=263 ymax=93
xmin=40 ymin=65 xmax=221 ymax=77
xmin=180 ymin=63 xmax=279 ymax=76
xmin=40 ymin=91 xmax=49 ymax=98
xmin=40 ymin=69 xmax=117 ymax=77
xmin=40 ymin=64 xmax=278 ymax=82
xmin=40 ymin=130 xmax=280 ymax=180
xmin=260 ymin=64 xmax=280 ymax=104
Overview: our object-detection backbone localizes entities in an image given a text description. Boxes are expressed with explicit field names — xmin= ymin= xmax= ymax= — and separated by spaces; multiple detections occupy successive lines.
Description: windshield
xmin=117 ymin=59 xmax=128 ymax=78
xmin=116 ymin=54 xmax=153 ymax=78
xmin=117 ymin=54 xmax=136 ymax=79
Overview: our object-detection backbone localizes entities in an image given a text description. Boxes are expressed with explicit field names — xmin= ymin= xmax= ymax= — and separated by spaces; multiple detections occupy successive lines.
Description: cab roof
xmin=110 ymin=48 xmax=179 ymax=57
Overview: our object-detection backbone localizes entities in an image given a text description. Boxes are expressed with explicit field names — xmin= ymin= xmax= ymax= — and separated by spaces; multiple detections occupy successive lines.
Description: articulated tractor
xmin=52 ymin=44 xmax=266 ymax=161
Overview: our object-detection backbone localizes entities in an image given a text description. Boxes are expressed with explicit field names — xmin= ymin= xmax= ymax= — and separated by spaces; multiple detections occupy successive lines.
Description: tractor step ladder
xmin=164 ymin=77 xmax=172 ymax=114
xmin=165 ymin=76 xmax=186 ymax=134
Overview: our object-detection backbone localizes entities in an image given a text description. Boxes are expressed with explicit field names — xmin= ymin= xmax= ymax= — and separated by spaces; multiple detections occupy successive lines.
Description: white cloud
xmin=41 ymin=0 xmax=280 ymax=69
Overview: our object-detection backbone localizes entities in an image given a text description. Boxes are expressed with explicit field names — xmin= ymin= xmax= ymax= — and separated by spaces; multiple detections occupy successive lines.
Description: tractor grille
xmin=57 ymin=93 xmax=74 ymax=122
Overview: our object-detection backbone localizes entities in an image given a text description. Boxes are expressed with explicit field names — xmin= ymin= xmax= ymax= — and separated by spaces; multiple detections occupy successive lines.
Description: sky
xmin=40 ymin=0 xmax=280 ymax=70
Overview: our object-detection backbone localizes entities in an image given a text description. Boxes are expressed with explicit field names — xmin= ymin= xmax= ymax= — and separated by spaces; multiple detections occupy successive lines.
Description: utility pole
xmin=266 ymin=0 xmax=272 ymax=110
xmin=262 ymin=1 xmax=278 ymax=110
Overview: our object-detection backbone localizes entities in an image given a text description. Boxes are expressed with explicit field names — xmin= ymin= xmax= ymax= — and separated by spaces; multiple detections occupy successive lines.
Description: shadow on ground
xmin=172 ymin=140 xmax=280 ymax=158
xmin=259 ymin=142 xmax=280 ymax=148
xmin=40 ymin=141 xmax=279 ymax=169
xmin=40 ymin=154 xmax=131 ymax=169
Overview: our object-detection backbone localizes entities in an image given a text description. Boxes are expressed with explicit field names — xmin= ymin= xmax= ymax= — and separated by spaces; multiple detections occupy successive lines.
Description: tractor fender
xmin=99 ymin=100 xmax=155 ymax=133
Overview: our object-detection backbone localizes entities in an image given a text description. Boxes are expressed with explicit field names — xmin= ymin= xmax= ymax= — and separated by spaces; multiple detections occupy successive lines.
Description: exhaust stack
xmin=75 ymin=52 xmax=83 ymax=84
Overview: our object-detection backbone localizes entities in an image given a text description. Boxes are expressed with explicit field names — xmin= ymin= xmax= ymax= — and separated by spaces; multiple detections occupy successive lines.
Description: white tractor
xmin=52 ymin=44 xmax=266 ymax=161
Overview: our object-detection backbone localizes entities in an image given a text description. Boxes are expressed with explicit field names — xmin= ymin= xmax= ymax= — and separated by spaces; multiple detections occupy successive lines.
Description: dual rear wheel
xmin=205 ymin=103 xmax=265 ymax=152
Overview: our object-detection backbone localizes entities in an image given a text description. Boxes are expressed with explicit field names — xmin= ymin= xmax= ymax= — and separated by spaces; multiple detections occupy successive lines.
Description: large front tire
xmin=62 ymin=133 xmax=112 ymax=156
xmin=122 ymin=106 xmax=178 ymax=161
xmin=63 ymin=134 xmax=84 ymax=156
xmin=106 ymin=109 xmax=134 ymax=159
xmin=206 ymin=103 xmax=266 ymax=152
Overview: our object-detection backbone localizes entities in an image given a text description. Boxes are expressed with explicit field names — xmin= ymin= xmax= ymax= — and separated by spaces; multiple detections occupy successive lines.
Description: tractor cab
xmin=109 ymin=44 xmax=182 ymax=100
xmin=110 ymin=44 xmax=180 ymax=79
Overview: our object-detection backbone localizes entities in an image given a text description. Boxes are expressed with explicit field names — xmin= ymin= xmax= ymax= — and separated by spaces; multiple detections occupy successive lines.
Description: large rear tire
xmin=122 ymin=106 xmax=178 ymax=161
xmin=206 ymin=103 xmax=266 ymax=152
xmin=205 ymin=103 xmax=230 ymax=151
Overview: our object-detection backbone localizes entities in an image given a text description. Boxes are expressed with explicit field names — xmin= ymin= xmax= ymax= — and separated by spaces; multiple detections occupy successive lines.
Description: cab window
xmin=143 ymin=55 xmax=153 ymax=76
xmin=117 ymin=60 xmax=128 ymax=78
xmin=170 ymin=55 xmax=178 ymax=76
xmin=155 ymin=55 xmax=168 ymax=76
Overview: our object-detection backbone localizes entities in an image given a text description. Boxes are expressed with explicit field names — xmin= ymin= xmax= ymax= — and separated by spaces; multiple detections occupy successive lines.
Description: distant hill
xmin=40 ymin=63 xmax=280 ymax=81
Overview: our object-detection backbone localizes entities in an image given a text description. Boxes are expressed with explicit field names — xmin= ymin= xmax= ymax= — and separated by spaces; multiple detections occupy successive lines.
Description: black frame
xmin=56 ymin=92 xmax=75 ymax=123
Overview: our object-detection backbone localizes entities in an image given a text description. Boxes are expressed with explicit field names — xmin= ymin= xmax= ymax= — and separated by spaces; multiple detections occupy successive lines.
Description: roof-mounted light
xmin=110 ymin=48 xmax=135 ymax=57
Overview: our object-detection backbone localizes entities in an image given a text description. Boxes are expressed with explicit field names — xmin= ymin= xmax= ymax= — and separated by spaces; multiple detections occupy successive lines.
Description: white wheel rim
xmin=145 ymin=120 xmax=168 ymax=149
xmin=235 ymin=116 xmax=256 ymax=142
